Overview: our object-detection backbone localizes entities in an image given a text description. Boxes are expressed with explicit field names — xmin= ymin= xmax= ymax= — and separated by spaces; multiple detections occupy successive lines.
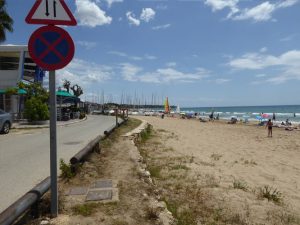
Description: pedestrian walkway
xmin=12 ymin=117 xmax=87 ymax=129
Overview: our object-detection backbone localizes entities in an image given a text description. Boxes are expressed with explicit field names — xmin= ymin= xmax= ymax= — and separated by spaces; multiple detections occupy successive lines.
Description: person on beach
xmin=272 ymin=113 xmax=276 ymax=121
xmin=209 ymin=112 xmax=214 ymax=121
xmin=266 ymin=119 xmax=273 ymax=137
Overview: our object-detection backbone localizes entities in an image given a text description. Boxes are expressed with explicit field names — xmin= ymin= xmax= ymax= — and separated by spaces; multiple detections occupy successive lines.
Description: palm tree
xmin=63 ymin=79 xmax=71 ymax=93
xmin=71 ymin=84 xmax=83 ymax=97
xmin=0 ymin=0 xmax=13 ymax=42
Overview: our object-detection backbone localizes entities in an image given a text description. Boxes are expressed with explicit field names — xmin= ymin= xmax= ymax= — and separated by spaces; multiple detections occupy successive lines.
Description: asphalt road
xmin=0 ymin=115 xmax=118 ymax=213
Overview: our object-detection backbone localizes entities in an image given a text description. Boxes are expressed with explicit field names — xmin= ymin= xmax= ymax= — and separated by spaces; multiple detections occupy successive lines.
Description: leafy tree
xmin=4 ymin=87 xmax=17 ymax=95
xmin=19 ymin=82 xmax=49 ymax=102
xmin=0 ymin=0 xmax=13 ymax=42
xmin=18 ymin=82 xmax=50 ymax=121
xmin=63 ymin=79 xmax=71 ymax=93
xmin=71 ymin=84 xmax=83 ymax=97
xmin=24 ymin=97 xmax=49 ymax=121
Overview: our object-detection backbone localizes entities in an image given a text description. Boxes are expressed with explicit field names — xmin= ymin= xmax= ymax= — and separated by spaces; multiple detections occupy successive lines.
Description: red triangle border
xmin=26 ymin=0 xmax=77 ymax=26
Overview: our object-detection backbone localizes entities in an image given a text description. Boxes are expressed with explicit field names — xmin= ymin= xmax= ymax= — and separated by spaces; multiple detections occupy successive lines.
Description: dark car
xmin=0 ymin=109 xmax=12 ymax=134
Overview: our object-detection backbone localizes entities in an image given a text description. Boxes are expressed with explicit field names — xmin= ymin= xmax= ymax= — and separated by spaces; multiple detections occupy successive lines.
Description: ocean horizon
xmin=180 ymin=104 xmax=300 ymax=123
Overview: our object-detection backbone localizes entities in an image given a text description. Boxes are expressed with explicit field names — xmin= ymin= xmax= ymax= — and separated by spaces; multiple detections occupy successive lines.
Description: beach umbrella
xmin=262 ymin=113 xmax=269 ymax=119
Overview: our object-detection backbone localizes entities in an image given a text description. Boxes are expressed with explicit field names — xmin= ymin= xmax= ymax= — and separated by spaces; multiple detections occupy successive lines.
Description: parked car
xmin=0 ymin=109 xmax=12 ymax=134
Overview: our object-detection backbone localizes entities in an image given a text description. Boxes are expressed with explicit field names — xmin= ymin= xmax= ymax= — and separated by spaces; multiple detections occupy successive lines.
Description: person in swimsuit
xmin=266 ymin=119 xmax=273 ymax=137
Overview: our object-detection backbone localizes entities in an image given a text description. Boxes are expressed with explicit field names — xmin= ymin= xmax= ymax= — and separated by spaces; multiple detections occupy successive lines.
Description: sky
xmin=4 ymin=0 xmax=300 ymax=107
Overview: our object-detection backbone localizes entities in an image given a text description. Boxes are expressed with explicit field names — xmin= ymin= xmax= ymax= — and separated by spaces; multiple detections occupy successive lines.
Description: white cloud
xmin=156 ymin=4 xmax=168 ymax=10
xmin=215 ymin=78 xmax=230 ymax=84
xmin=204 ymin=0 xmax=239 ymax=17
xmin=120 ymin=64 xmax=210 ymax=83
xmin=228 ymin=50 xmax=300 ymax=83
xmin=58 ymin=58 xmax=113 ymax=88
xmin=108 ymin=51 xmax=127 ymax=57
xmin=140 ymin=8 xmax=156 ymax=22
xmin=144 ymin=55 xmax=157 ymax=60
xmin=260 ymin=47 xmax=268 ymax=53
xmin=75 ymin=0 xmax=112 ymax=27
xmin=166 ymin=62 xmax=177 ymax=67
xmin=204 ymin=0 xmax=299 ymax=22
xmin=233 ymin=2 xmax=276 ymax=22
xmin=229 ymin=53 xmax=278 ymax=69
xmin=277 ymin=0 xmax=299 ymax=8
xmin=77 ymin=41 xmax=97 ymax=50
xmin=152 ymin=24 xmax=171 ymax=30
xmin=119 ymin=63 xmax=143 ymax=81
xmin=126 ymin=11 xmax=140 ymax=26
xmin=280 ymin=34 xmax=297 ymax=42
xmin=104 ymin=0 xmax=123 ymax=7
xmin=232 ymin=0 xmax=299 ymax=22
xmin=256 ymin=74 xmax=266 ymax=78
xmin=126 ymin=8 xmax=156 ymax=26
xmin=108 ymin=51 xmax=156 ymax=61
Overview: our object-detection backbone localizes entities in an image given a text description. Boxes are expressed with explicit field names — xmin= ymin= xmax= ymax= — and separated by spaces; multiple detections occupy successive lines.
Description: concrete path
xmin=0 ymin=115 xmax=118 ymax=213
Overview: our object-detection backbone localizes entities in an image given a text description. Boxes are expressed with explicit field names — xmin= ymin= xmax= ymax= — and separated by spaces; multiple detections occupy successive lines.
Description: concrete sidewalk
xmin=11 ymin=116 xmax=87 ymax=129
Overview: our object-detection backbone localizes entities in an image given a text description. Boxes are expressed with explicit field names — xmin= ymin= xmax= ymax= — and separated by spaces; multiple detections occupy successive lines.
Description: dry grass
xmin=135 ymin=126 xmax=300 ymax=225
xmin=233 ymin=179 xmax=248 ymax=191
xmin=71 ymin=203 xmax=98 ymax=216
xmin=258 ymin=185 xmax=283 ymax=203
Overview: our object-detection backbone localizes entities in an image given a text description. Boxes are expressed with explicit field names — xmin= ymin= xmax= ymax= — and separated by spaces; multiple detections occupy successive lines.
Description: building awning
xmin=56 ymin=90 xmax=76 ymax=97
xmin=0 ymin=88 xmax=27 ymax=94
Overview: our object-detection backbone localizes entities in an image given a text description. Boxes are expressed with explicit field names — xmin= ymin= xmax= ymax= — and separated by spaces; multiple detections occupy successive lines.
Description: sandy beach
xmin=134 ymin=115 xmax=300 ymax=223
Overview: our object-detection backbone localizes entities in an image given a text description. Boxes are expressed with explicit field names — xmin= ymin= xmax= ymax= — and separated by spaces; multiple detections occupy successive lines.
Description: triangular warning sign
xmin=26 ymin=0 xmax=77 ymax=26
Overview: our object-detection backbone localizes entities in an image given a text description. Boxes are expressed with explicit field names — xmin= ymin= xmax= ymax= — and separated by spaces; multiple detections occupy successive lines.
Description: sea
xmin=180 ymin=105 xmax=300 ymax=123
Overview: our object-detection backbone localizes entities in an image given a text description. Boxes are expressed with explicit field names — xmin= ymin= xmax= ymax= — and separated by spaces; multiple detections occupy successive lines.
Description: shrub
xmin=79 ymin=112 xmax=86 ymax=119
xmin=258 ymin=185 xmax=282 ymax=203
xmin=59 ymin=159 xmax=75 ymax=179
xmin=24 ymin=97 xmax=49 ymax=121
xmin=233 ymin=180 xmax=248 ymax=191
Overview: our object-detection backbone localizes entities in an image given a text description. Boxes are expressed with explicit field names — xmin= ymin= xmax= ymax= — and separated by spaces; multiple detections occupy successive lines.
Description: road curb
xmin=11 ymin=116 xmax=87 ymax=130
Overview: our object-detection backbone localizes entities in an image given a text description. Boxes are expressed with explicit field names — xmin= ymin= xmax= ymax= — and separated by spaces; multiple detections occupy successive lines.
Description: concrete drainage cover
xmin=66 ymin=187 xmax=88 ymax=195
xmin=86 ymin=190 xmax=112 ymax=201
xmin=91 ymin=180 xmax=113 ymax=189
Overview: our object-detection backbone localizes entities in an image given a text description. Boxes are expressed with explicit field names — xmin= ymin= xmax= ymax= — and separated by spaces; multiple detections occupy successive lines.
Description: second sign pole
xmin=49 ymin=70 xmax=58 ymax=217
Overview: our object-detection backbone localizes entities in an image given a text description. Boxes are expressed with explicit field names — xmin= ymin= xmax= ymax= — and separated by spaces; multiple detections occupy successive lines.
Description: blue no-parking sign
xmin=28 ymin=25 xmax=74 ymax=70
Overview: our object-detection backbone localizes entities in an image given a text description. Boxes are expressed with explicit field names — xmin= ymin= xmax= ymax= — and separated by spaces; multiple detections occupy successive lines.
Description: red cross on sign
xmin=28 ymin=25 xmax=75 ymax=70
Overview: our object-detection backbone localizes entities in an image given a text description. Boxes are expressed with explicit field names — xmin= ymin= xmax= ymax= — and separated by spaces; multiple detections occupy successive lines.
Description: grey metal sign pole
xmin=49 ymin=70 xmax=58 ymax=217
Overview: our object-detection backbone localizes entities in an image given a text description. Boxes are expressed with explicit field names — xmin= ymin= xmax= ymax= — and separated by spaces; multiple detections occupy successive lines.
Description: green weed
xmin=71 ymin=203 xmax=98 ymax=216
xmin=211 ymin=153 xmax=222 ymax=161
xmin=148 ymin=165 xmax=162 ymax=178
xmin=233 ymin=180 xmax=248 ymax=191
xmin=258 ymin=185 xmax=282 ymax=203
xmin=59 ymin=159 xmax=75 ymax=179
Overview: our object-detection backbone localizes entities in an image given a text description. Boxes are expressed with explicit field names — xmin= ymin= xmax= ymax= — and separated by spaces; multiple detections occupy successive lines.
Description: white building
xmin=0 ymin=45 xmax=45 ymax=116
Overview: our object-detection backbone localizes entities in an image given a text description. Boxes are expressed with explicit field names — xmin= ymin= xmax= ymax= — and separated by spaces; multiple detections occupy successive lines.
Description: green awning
xmin=0 ymin=88 xmax=27 ymax=94
xmin=18 ymin=89 xmax=27 ymax=94
xmin=56 ymin=90 xmax=75 ymax=97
